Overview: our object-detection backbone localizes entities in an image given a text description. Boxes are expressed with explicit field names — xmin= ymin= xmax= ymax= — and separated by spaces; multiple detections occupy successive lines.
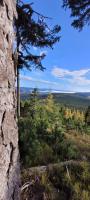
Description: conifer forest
xmin=0 ymin=0 xmax=90 ymax=200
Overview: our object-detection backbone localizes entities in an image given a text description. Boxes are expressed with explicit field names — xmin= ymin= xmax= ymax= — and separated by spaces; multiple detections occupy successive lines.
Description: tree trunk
xmin=0 ymin=0 xmax=20 ymax=199
xmin=17 ymin=67 xmax=20 ymax=118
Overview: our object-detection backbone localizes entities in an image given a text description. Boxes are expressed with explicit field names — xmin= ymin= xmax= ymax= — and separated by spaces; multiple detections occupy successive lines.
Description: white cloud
xmin=68 ymin=76 xmax=90 ymax=86
xmin=20 ymin=67 xmax=90 ymax=92
xmin=20 ymin=75 xmax=59 ymax=86
xmin=52 ymin=67 xmax=90 ymax=79
xmin=40 ymin=50 xmax=48 ymax=56
xmin=52 ymin=67 xmax=90 ymax=87
xmin=33 ymin=47 xmax=48 ymax=57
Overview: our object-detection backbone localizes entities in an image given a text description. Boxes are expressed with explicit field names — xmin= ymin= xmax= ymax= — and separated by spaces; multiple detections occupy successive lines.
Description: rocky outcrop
xmin=0 ymin=0 xmax=20 ymax=199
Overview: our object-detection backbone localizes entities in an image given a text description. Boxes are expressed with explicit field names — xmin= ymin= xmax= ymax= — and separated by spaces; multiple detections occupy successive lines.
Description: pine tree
xmin=63 ymin=0 xmax=90 ymax=29
xmin=85 ymin=106 xmax=90 ymax=125
xmin=15 ymin=0 xmax=61 ymax=117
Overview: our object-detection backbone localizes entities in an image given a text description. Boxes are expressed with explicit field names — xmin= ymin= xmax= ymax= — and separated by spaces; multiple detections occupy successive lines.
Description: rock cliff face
xmin=0 ymin=0 xmax=20 ymax=199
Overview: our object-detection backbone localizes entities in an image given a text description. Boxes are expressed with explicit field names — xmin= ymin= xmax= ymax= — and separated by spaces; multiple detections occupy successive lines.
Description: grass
xmin=65 ymin=130 xmax=90 ymax=161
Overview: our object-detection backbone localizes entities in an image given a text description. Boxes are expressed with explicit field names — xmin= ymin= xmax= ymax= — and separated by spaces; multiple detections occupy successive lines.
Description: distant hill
xmin=52 ymin=93 xmax=90 ymax=110
xmin=20 ymin=87 xmax=75 ymax=94
xmin=20 ymin=87 xmax=90 ymax=110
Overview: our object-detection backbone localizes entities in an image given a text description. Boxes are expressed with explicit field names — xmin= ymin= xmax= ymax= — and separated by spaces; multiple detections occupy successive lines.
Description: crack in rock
xmin=7 ymin=142 xmax=15 ymax=179
xmin=0 ymin=0 xmax=4 ymax=6
xmin=5 ymin=3 xmax=10 ymax=20
xmin=1 ymin=110 xmax=6 ymax=141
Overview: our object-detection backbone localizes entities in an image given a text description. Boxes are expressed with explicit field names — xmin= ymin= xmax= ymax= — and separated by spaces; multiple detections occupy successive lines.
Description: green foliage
xmin=21 ymin=92 xmax=90 ymax=111
xmin=20 ymin=91 xmax=90 ymax=199
xmin=63 ymin=0 xmax=90 ymax=30
xmin=19 ymin=91 xmax=80 ymax=167
xmin=16 ymin=0 xmax=61 ymax=70
xmin=47 ymin=161 xmax=90 ymax=200
xmin=85 ymin=106 xmax=90 ymax=125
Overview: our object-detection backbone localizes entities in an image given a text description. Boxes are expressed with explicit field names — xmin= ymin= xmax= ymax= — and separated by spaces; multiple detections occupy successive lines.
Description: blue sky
xmin=20 ymin=0 xmax=90 ymax=92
